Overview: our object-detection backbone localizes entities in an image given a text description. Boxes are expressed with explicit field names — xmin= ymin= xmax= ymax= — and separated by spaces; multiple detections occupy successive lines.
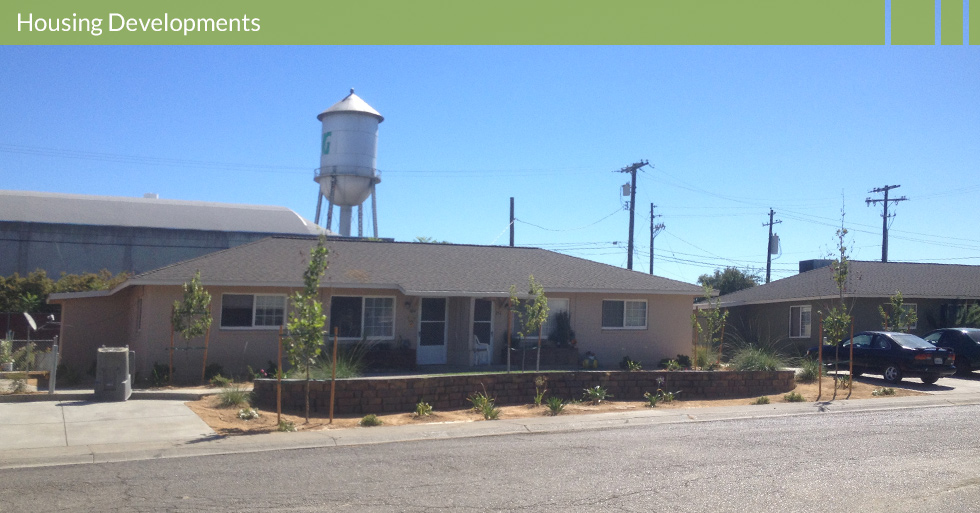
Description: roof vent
xmin=143 ymin=193 xmax=159 ymax=199
xmin=799 ymin=259 xmax=833 ymax=273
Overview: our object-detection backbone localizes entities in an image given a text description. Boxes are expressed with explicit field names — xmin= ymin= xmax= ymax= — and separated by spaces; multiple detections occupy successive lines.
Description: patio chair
xmin=472 ymin=335 xmax=490 ymax=366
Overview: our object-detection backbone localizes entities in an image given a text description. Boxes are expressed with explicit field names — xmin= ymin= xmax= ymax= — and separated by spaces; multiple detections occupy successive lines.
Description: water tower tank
xmin=314 ymin=89 xmax=383 ymax=237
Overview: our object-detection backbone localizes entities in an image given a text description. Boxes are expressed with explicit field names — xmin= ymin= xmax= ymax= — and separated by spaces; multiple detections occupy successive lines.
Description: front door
xmin=417 ymin=298 xmax=447 ymax=365
xmin=473 ymin=299 xmax=494 ymax=362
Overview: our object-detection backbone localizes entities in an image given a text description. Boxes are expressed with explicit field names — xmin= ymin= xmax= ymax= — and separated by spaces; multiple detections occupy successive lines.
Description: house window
xmin=220 ymin=294 xmax=285 ymax=328
xmin=539 ymin=298 xmax=570 ymax=339
xmin=790 ymin=305 xmax=811 ymax=338
xmin=330 ymin=296 xmax=395 ymax=339
xmin=601 ymin=300 xmax=647 ymax=329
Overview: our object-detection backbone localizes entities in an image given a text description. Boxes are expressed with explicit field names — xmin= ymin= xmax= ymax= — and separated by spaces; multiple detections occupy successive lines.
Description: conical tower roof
xmin=317 ymin=89 xmax=384 ymax=122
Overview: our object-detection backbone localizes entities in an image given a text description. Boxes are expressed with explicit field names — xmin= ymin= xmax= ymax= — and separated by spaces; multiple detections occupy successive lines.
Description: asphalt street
xmin=1 ymin=402 xmax=978 ymax=512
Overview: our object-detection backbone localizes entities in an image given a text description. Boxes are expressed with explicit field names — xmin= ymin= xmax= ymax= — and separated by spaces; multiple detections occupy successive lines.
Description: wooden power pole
xmin=865 ymin=185 xmax=908 ymax=263
xmin=763 ymin=208 xmax=781 ymax=283
xmin=615 ymin=160 xmax=649 ymax=270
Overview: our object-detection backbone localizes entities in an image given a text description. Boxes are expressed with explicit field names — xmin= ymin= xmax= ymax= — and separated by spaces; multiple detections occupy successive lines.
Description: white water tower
xmin=314 ymin=89 xmax=383 ymax=237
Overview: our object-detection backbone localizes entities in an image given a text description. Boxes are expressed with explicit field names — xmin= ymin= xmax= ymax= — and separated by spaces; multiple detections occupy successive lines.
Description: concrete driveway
xmin=0 ymin=399 xmax=214 ymax=452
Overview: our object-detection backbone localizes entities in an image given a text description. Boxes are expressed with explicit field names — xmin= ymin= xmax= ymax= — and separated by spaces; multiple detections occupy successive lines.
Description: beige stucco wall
xmin=56 ymin=284 xmax=697 ymax=380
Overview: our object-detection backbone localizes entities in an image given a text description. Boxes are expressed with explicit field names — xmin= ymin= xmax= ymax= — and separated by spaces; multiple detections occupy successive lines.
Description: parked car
xmin=923 ymin=328 xmax=980 ymax=375
xmin=806 ymin=331 xmax=956 ymax=384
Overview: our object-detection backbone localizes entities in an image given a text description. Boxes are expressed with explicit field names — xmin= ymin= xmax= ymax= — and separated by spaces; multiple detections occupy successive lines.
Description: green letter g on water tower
xmin=321 ymin=132 xmax=332 ymax=155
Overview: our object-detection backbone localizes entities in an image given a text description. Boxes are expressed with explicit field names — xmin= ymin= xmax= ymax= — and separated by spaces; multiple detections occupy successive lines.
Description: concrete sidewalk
xmin=2 ymin=386 xmax=978 ymax=470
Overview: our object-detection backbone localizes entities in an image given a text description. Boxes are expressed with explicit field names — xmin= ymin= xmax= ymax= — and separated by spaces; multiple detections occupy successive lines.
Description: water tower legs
xmin=338 ymin=206 xmax=353 ymax=237
xmin=371 ymin=185 xmax=378 ymax=238
xmin=357 ymin=205 xmax=364 ymax=237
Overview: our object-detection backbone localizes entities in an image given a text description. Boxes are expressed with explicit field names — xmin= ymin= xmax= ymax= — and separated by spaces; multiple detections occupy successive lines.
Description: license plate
xmin=935 ymin=358 xmax=943 ymax=364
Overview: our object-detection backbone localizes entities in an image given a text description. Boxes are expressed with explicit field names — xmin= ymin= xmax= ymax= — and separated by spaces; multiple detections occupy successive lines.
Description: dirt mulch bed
xmin=186 ymin=375 xmax=923 ymax=436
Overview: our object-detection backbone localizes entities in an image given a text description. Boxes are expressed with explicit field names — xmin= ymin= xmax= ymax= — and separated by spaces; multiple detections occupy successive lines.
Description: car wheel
xmin=956 ymin=359 xmax=972 ymax=376
xmin=883 ymin=365 xmax=903 ymax=384
xmin=921 ymin=375 xmax=939 ymax=385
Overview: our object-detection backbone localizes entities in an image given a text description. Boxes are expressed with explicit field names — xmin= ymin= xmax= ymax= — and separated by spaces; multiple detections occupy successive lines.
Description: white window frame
xmin=330 ymin=295 xmax=396 ymax=341
xmin=220 ymin=293 xmax=286 ymax=330
xmin=601 ymin=299 xmax=648 ymax=330
xmin=789 ymin=305 xmax=811 ymax=338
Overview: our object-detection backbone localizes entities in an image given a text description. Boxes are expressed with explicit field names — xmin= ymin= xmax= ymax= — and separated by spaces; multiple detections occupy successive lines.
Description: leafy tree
xmin=691 ymin=285 xmax=729 ymax=369
xmin=696 ymin=267 xmax=760 ymax=296
xmin=519 ymin=275 xmax=549 ymax=372
xmin=414 ymin=236 xmax=450 ymax=244
xmin=285 ymin=236 xmax=329 ymax=422
xmin=955 ymin=303 xmax=980 ymax=328
xmin=171 ymin=270 xmax=212 ymax=384
xmin=878 ymin=291 xmax=918 ymax=333
xmin=820 ymin=218 xmax=852 ymax=399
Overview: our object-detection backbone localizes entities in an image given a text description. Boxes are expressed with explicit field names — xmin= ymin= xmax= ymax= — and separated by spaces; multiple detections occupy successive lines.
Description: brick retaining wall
xmin=253 ymin=370 xmax=796 ymax=415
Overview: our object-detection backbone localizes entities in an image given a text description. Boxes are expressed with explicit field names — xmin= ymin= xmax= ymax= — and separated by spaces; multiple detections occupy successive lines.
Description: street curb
xmin=0 ymin=390 xmax=215 ymax=403
xmin=2 ymin=392 xmax=978 ymax=470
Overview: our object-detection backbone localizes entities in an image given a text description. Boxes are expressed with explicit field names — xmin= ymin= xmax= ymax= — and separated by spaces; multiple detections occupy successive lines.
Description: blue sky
xmin=1 ymin=46 xmax=978 ymax=285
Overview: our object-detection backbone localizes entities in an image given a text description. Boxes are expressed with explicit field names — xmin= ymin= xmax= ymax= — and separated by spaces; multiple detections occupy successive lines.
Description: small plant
xmin=643 ymin=391 xmax=660 ymax=407
xmin=730 ymin=346 xmax=788 ymax=372
xmin=545 ymin=396 xmax=565 ymax=416
xmin=209 ymin=374 xmax=232 ymax=388
xmin=415 ymin=400 xmax=433 ymax=417
xmin=203 ymin=363 xmax=225 ymax=381
xmin=795 ymin=358 xmax=820 ymax=384
xmin=753 ymin=396 xmax=771 ymax=405
xmin=360 ymin=414 xmax=383 ymax=427
xmin=150 ymin=362 xmax=172 ymax=387
xmin=11 ymin=378 xmax=30 ymax=394
xmin=872 ymin=387 xmax=896 ymax=396
xmin=468 ymin=389 xmax=501 ymax=420
xmin=217 ymin=384 xmax=252 ymax=408
xmin=784 ymin=391 xmax=805 ymax=402
xmin=620 ymin=356 xmax=643 ymax=371
xmin=533 ymin=375 xmax=548 ymax=406
xmin=237 ymin=407 xmax=260 ymax=420
xmin=582 ymin=385 xmax=611 ymax=405
xmin=0 ymin=338 xmax=13 ymax=366
xmin=835 ymin=375 xmax=851 ymax=390
xmin=661 ymin=359 xmax=682 ymax=371
xmin=657 ymin=389 xmax=678 ymax=403
xmin=277 ymin=419 xmax=296 ymax=432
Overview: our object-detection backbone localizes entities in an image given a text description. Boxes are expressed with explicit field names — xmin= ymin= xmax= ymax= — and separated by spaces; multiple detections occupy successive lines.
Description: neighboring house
xmin=0 ymin=190 xmax=326 ymax=277
xmin=718 ymin=260 xmax=980 ymax=354
xmin=48 ymin=236 xmax=703 ymax=381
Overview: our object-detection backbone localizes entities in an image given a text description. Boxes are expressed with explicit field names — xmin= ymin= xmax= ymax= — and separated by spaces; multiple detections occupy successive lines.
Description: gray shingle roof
xmin=0 ymin=190 xmax=324 ymax=235
xmin=719 ymin=261 xmax=980 ymax=307
xmin=108 ymin=236 xmax=702 ymax=297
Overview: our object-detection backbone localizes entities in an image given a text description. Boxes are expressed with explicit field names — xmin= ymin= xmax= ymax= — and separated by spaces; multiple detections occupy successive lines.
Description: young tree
xmin=696 ymin=267 xmax=761 ymax=296
xmin=691 ymin=285 xmax=729 ymax=369
xmin=519 ymin=275 xmax=550 ymax=372
xmin=171 ymin=270 xmax=212 ymax=384
xmin=879 ymin=291 xmax=918 ymax=333
xmin=506 ymin=284 xmax=521 ymax=372
xmin=821 ymin=219 xmax=853 ymax=399
xmin=285 ymin=236 xmax=329 ymax=422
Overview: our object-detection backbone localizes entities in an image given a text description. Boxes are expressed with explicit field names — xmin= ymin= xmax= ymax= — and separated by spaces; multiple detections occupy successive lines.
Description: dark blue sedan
xmin=923 ymin=328 xmax=980 ymax=375
xmin=808 ymin=331 xmax=956 ymax=385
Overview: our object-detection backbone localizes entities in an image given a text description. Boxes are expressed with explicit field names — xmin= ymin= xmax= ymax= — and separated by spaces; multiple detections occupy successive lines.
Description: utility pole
xmin=865 ymin=185 xmax=908 ymax=263
xmin=509 ymin=197 xmax=515 ymax=247
xmin=763 ymin=208 xmax=782 ymax=283
xmin=649 ymin=203 xmax=665 ymax=275
xmin=615 ymin=160 xmax=649 ymax=270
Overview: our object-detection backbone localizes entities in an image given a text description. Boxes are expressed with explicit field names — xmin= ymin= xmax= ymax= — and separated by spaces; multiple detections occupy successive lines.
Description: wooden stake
xmin=277 ymin=325 xmax=282 ymax=427
xmin=817 ymin=318 xmax=823 ymax=400
xmin=718 ymin=320 xmax=726 ymax=365
xmin=848 ymin=320 xmax=855 ymax=398
xmin=506 ymin=302 xmax=512 ymax=373
xmin=169 ymin=305 xmax=175 ymax=384
xmin=200 ymin=324 xmax=211 ymax=385
xmin=329 ymin=327 xmax=338 ymax=424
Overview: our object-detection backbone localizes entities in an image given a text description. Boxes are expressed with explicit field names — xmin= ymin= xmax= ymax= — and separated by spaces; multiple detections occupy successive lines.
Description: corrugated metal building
xmin=0 ymin=190 xmax=326 ymax=276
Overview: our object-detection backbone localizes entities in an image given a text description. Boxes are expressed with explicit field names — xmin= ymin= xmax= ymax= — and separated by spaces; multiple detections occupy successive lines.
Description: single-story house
xmin=718 ymin=260 xmax=980 ymax=354
xmin=49 ymin=236 xmax=703 ymax=381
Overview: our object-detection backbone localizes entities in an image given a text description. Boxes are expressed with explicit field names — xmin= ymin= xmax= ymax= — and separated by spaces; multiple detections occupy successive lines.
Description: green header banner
xmin=0 ymin=0 xmax=897 ymax=45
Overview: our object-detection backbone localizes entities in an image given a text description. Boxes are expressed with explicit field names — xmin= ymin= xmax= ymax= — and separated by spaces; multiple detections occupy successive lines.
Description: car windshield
xmin=890 ymin=333 xmax=935 ymax=349
xmin=967 ymin=330 xmax=980 ymax=343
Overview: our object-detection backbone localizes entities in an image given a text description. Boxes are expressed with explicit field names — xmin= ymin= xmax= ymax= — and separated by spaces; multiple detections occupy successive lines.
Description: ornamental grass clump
xmin=217 ymin=384 xmax=252 ymax=408
xmin=795 ymin=358 xmax=820 ymax=384
xmin=730 ymin=346 xmax=789 ymax=372
xmin=545 ymin=396 xmax=565 ymax=416
xmin=582 ymin=385 xmax=611 ymax=405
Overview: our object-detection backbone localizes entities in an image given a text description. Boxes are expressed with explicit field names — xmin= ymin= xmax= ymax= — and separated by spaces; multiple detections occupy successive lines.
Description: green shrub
xmin=730 ymin=346 xmax=789 ymax=372
xmin=783 ymin=391 xmax=805 ymax=402
xmin=360 ymin=414 xmax=383 ymax=427
xmin=209 ymin=374 xmax=232 ymax=388
xmin=582 ymin=385 xmax=611 ymax=405
xmin=643 ymin=391 xmax=660 ymax=407
xmin=277 ymin=419 xmax=296 ymax=432
xmin=289 ymin=345 xmax=368 ymax=380
xmin=468 ymin=390 xmax=501 ymax=420
xmin=753 ymin=396 xmax=770 ymax=405
xmin=150 ymin=362 xmax=172 ymax=387
xmin=545 ymin=396 xmax=565 ymax=416
xmin=533 ymin=375 xmax=547 ymax=406
xmin=835 ymin=375 xmax=851 ymax=389
xmin=415 ymin=400 xmax=433 ymax=417
xmin=217 ymin=384 xmax=252 ymax=408
xmin=795 ymin=358 xmax=820 ymax=383
xmin=872 ymin=387 xmax=896 ymax=396
xmin=660 ymin=359 xmax=682 ymax=371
